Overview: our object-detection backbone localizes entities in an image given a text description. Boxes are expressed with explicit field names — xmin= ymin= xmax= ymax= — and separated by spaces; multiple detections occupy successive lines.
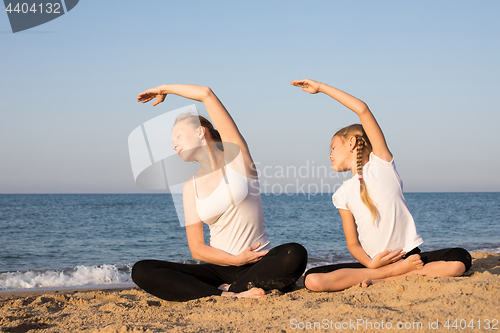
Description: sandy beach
xmin=1 ymin=251 xmax=498 ymax=333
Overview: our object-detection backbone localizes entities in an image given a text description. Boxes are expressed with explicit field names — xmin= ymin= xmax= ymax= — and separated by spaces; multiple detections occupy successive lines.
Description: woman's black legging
xmin=304 ymin=247 xmax=472 ymax=278
xmin=132 ymin=242 xmax=308 ymax=302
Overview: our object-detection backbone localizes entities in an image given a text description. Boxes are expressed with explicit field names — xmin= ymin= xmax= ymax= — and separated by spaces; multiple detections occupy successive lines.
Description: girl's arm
xmin=137 ymin=84 xmax=257 ymax=177
xmin=291 ymin=79 xmax=393 ymax=162
xmin=182 ymin=181 xmax=268 ymax=266
xmin=340 ymin=209 xmax=373 ymax=267
xmin=340 ymin=209 xmax=405 ymax=268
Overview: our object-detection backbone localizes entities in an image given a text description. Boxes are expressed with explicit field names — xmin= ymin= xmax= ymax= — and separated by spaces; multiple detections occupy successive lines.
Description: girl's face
xmin=329 ymin=135 xmax=354 ymax=172
xmin=172 ymin=121 xmax=204 ymax=162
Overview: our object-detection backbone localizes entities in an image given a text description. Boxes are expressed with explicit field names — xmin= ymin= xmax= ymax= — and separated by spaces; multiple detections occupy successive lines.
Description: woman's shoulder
xmin=183 ymin=178 xmax=195 ymax=195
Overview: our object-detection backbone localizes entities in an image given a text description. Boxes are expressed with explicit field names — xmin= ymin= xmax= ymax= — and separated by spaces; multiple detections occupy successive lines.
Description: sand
xmin=1 ymin=251 xmax=499 ymax=333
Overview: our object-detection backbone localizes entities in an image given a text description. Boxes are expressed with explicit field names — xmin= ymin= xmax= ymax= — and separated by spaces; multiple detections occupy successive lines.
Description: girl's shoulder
xmin=332 ymin=180 xmax=353 ymax=210
xmin=369 ymin=152 xmax=395 ymax=167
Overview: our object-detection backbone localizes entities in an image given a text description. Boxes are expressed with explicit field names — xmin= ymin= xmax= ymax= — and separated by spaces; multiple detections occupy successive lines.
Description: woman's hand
xmin=367 ymin=249 xmax=406 ymax=269
xmin=290 ymin=79 xmax=322 ymax=94
xmin=137 ymin=85 xmax=168 ymax=106
xmin=233 ymin=243 xmax=269 ymax=266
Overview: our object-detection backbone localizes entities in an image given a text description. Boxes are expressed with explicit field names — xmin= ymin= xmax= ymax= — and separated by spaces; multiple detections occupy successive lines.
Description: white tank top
xmin=193 ymin=164 xmax=271 ymax=256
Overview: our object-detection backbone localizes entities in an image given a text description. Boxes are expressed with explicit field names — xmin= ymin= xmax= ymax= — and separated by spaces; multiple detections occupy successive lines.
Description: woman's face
xmin=172 ymin=120 xmax=204 ymax=162
xmin=329 ymin=135 xmax=353 ymax=172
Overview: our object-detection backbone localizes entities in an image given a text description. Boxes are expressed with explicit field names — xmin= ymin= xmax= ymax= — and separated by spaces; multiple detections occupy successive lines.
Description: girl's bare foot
xmin=391 ymin=254 xmax=423 ymax=276
xmin=221 ymin=287 xmax=265 ymax=299
xmin=362 ymin=255 xmax=424 ymax=288
xmin=218 ymin=283 xmax=231 ymax=292
xmin=362 ymin=278 xmax=377 ymax=288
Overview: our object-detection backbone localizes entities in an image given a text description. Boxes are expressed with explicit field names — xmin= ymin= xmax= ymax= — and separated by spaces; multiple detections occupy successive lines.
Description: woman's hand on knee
xmin=233 ymin=243 xmax=269 ymax=266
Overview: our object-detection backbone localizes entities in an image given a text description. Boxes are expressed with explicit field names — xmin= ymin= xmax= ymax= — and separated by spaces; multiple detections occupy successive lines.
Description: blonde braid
xmin=356 ymin=135 xmax=365 ymax=177
xmin=355 ymin=135 xmax=378 ymax=225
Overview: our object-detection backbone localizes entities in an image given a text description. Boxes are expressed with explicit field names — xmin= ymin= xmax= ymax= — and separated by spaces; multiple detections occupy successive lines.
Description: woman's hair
xmin=174 ymin=113 xmax=223 ymax=150
xmin=334 ymin=124 xmax=378 ymax=224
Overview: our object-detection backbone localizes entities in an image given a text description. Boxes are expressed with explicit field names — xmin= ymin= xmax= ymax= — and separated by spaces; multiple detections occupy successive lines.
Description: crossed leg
xmin=305 ymin=247 xmax=472 ymax=292
xmin=305 ymin=254 xmax=423 ymax=292
xmin=363 ymin=248 xmax=471 ymax=287
xmin=132 ymin=242 xmax=307 ymax=301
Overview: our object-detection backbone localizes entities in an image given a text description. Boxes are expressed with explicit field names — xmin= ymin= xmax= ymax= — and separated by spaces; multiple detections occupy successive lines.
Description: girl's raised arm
xmin=291 ymin=79 xmax=393 ymax=162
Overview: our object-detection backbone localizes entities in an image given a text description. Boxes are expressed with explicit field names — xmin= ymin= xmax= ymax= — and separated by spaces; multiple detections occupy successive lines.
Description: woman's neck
xmin=197 ymin=142 xmax=224 ymax=174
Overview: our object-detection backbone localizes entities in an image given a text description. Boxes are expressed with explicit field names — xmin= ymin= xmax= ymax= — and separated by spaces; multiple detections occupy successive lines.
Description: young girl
xmin=291 ymin=79 xmax=472 ymax=292
xmin=132 ymin=84 xmax=307 ymax=301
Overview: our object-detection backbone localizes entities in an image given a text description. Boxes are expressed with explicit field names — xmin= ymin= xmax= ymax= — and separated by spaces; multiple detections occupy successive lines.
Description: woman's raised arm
xmin=137 ymin=84 xmax=256 ymax=175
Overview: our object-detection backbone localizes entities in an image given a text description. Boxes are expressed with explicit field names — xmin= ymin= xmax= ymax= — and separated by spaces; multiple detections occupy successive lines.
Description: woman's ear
xmin=197 ymin=126 xmax=206 ymax=140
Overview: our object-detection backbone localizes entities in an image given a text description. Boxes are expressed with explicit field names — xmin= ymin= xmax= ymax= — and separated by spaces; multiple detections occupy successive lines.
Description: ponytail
xmin=210 ymin=127 xmax=222 ymax=143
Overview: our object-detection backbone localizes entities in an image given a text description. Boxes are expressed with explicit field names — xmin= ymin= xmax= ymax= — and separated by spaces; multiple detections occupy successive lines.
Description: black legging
xmin=304 ymin=247 xmax=472 ymax=278
xmin=132 ymin=242 xmax=308 ymax=302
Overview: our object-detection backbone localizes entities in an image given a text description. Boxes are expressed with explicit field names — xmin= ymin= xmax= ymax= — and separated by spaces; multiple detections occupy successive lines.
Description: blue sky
xmin=1 ymin=1 xmax=499 ymax=193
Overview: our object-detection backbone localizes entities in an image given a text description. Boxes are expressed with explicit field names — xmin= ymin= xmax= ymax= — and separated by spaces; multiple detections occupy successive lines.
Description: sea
xmin=1 ymin=193 xmax=499 ymax=292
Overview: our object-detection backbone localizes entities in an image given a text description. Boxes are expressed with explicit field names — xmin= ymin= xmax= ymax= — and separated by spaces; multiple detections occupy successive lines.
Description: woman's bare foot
xmin=218 ymin=283 xmax=231 ymax=292
xmin=221 ymin=287 xmax=265 ymax=299
xmin=236 ymin=287 xmax=266 ymax=299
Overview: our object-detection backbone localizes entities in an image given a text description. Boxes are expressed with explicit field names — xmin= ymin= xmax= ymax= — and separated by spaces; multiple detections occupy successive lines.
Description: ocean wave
xmin=473 ymin=246 xmax=500 ymax=254
xmin=0 ymin=264 xmax=133 ymax=290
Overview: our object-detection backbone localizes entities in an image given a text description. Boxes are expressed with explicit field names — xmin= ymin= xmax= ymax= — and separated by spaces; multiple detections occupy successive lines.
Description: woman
xmin=131 ymin=84 xmax=308 ymax=301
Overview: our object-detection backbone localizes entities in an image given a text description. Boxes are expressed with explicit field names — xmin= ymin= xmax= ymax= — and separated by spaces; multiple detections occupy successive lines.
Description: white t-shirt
xmin=332 ymin=153 xmax=423 ymax=258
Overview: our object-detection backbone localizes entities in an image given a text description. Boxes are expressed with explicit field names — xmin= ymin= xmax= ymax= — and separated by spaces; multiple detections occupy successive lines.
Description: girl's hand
xmin=137 ymin=85 xmax=168 ymax=106
xmin=233 ymin=243 xmax=269 ymax=266
xmin=368 ymin=249 xmax=406 ymax=269
xmin=290 ymin=79 xmax=322 ymax=94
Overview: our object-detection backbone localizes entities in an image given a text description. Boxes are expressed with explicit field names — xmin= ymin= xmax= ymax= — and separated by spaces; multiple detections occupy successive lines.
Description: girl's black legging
xmin=304 ymin=247 xmax=472 ymax=278
xmin=132 ymin=242 xmax=308 ymax=302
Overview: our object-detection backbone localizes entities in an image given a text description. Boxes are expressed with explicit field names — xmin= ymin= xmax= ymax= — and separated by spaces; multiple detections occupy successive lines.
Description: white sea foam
xmin=0 ymin=264 xmax=133 ymax=290
xmin=473 ymin=246 xmax=500 ymax=254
